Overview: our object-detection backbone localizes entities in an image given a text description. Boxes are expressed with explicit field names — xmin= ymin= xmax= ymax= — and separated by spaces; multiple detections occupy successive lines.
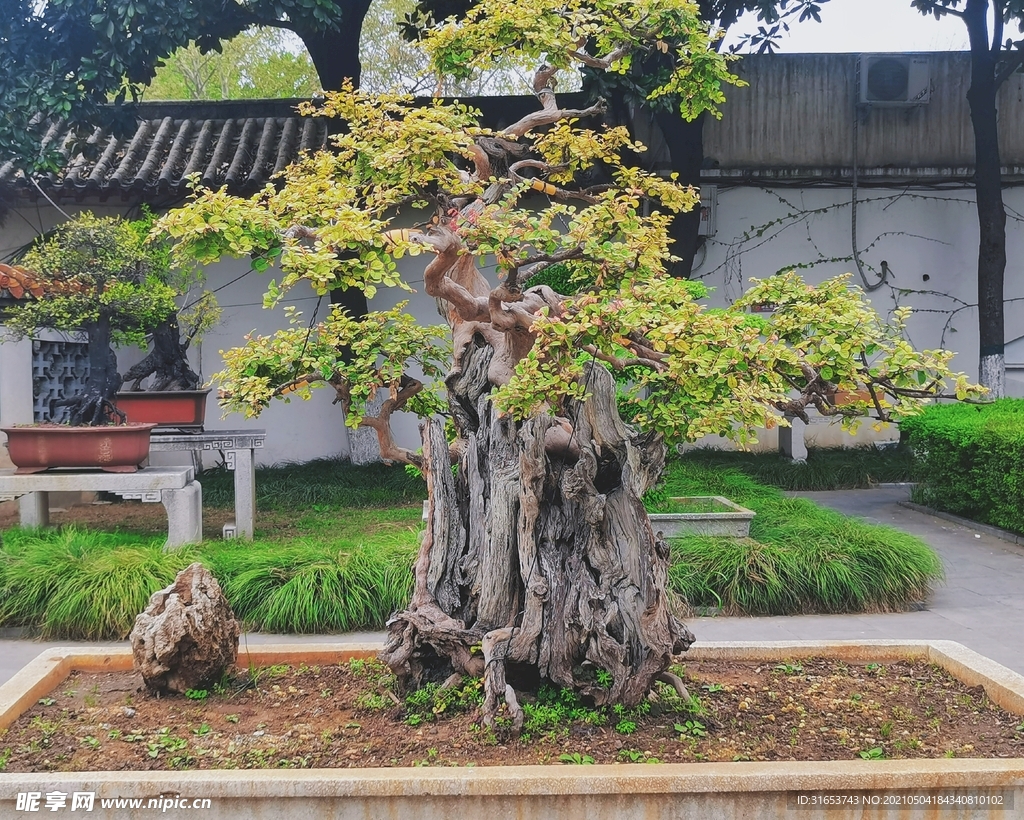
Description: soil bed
xmin=3 ymin=657 xmax=1023 ymax=772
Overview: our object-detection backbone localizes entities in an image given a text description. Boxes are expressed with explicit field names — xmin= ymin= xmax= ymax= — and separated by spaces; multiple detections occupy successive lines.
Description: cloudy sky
xmin=723 ymin=0 xmax=974 ymax=53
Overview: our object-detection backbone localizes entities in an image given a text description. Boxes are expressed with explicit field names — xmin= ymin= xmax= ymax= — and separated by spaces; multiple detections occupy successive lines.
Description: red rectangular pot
xmin=1 ymin=423 xmax=158 ymax=473
xmin=113 ymin=389 xmax=211 ymax=428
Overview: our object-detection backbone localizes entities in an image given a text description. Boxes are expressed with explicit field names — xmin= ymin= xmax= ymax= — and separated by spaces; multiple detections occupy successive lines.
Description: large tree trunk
xmin=381 ymin=340 xmax=693 ymax=727
xmin=53 ymin=316 xmax=124 ymax=425
xmin=965 ymin=0 xmax=1007 ymax=397
xmin=655 ymin=110 xmax=706 ymax=278
xmin=298 ymin=1 xmax=373 ymax=92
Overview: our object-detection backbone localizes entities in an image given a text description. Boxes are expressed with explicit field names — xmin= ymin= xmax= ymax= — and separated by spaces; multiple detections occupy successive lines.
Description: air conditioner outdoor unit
xmin=859 ymin=54 xmax=931 ymax=106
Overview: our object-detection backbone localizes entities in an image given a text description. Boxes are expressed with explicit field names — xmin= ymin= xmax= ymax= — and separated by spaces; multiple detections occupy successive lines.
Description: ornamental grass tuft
xmin=660 ymin=461 xmax=942 ymax=615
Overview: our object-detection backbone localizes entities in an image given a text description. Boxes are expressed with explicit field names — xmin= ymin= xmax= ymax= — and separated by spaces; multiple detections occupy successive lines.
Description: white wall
xmin=194 ymin=257 xmax=352 ymax=466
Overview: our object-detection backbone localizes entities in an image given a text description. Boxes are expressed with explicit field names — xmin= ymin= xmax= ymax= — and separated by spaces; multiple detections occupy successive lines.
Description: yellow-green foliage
xmin=6 ymin=213 xmax=177 ymax=347
xmin=421 ymin=0 xmax=742 ymax=120
xmin=156 ymin=2 xmax=982 ymax=444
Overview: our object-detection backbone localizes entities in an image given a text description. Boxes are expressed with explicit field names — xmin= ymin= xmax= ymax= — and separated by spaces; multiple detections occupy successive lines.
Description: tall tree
xmin=0 ymin=0 xmax=375 ymax=329
xmin=0 ymin=0 xmax=370 ymax=169
xmin=912 ymin=0 xmax=1024 ymax=397
xmin=145 ymin=28 xmax=321 ymax=101
xmin=160 ymin=0 xmax=979 ymax=720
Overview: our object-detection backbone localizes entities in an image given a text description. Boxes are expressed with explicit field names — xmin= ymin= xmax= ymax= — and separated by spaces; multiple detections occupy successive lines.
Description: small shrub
xmin=902 ymin=400 xmax=1024 ymax=533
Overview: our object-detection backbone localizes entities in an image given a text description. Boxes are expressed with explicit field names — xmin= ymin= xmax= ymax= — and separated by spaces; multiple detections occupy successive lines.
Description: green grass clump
xmin=0 ymin=520 xmax=418 ymax=640
xmin=199 ymin=458 xmax=426 ymax=510
xmin=0 ymin=456 xmax=941 ymax=636
xmin=679 ymin=445 xmax=915 ymax=491
xmin=0 ymin=528 xmax=196 ymax=640
xmin=205 ymin=539 xmax=414 ymax=633
xmin=661 ymin=461 xmax=942 ymax=615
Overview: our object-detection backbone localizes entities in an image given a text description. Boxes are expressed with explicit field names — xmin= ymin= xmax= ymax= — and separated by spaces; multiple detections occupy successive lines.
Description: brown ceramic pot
xmin=113 ymin=389 xmax=211 ymax=429
xmin=1 ymin=423 xmax=158 ymax=474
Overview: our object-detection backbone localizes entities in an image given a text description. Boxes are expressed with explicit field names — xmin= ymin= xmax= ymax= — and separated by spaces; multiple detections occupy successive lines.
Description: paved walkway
xmin=1 ymin=488 xmax=1022 ymax=686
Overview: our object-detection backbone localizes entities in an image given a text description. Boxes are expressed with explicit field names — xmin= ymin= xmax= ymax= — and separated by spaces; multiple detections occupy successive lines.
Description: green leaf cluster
xmin=215 ymin=302 xmax=450 ymax=426
xmin=4 ymin=213 xmax=177 ymax=349
xmin=420 ymin=0 xmax=743 ymax=121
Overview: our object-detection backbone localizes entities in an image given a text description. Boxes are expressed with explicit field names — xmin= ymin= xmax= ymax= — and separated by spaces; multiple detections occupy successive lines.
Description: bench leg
xmin=232 ymin=447 xmax=256 ymax=540
xmin=19 ymin=492 xmax=49 ymax=528
xmin=779 ymin=415 xmax=808 ymax=463
xmin=162 ymin=481 xmax=202 ymax=550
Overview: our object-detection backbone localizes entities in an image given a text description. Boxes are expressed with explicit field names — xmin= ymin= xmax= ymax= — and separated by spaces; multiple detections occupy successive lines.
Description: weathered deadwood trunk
xmin=381 ymin=339 xmax=694 ymax=726
xmin=121 ymin=315 xmax=201 ymax=391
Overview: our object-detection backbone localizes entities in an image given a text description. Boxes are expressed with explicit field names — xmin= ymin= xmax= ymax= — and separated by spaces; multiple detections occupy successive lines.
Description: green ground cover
xmin=0 ymin=458 xmax=942 ymax=638
xmin=678 ymin=445 xmax=915 ymax=491
xmin=660 ymin=462 xmax=942 ymax=616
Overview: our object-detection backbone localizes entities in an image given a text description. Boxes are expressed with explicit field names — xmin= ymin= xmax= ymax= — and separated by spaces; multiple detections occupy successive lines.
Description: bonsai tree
xmin=158 ymin=0 xmax=981 ymax=728
xmin=4 ymin=213 xmax=178 ymax=425
xmin=115 ymin=208 xmax=222 ymax=393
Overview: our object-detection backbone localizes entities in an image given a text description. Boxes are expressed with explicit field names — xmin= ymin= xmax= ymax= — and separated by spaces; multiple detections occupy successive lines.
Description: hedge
xmin=900 ymin=399 xmax=1024 ymax=534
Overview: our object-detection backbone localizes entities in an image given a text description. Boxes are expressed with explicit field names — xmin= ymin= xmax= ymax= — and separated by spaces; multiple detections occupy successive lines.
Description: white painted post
xmin=779 ymin=414 xmax=808 ymax=463
xmin=232 ymin=447 xmax=256 ymax=540
xmin=162 ymin=481 xmax=203 ymax=549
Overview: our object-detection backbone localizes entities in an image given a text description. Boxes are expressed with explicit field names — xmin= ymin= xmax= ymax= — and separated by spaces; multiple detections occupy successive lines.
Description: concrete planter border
xmin=648 ymin=495 xmax=756 ymax=538
xmin=0 ymin=640 xmax=1021 ymax=819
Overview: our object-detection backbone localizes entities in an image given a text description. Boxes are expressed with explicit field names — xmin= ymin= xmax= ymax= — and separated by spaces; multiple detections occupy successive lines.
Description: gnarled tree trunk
xmin=121 ymin=315 xmax=201 ymax=392
xmin=52 ymin=315 xmax=124 ymax=425
xmin=381 ymin=340 xmax=693 ymax=727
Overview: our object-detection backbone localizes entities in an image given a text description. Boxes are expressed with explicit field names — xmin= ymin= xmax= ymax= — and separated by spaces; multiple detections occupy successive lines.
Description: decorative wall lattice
xmin=32 ymin=339 xmax=89 ymax=422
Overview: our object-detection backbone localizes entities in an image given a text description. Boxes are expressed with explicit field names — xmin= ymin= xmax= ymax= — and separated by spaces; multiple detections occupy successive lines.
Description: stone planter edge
xmin=0 ymin=640 xmax=1020 ymax=819
xmin=648 ymin=495 xmax=756 ymax=538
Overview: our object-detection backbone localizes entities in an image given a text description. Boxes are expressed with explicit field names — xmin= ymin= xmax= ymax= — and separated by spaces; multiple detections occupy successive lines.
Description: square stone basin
xmin=648 ymin=496 xmax=756 ymax=538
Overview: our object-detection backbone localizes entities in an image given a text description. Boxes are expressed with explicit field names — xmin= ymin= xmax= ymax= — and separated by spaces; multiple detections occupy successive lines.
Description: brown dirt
xmin=3 ymin=657 xmax=1022 ymax=772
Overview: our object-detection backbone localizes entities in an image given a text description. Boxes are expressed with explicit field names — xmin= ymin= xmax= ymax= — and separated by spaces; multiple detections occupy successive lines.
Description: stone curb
xmin=898 ymin=501 xmax=1024 ymax=547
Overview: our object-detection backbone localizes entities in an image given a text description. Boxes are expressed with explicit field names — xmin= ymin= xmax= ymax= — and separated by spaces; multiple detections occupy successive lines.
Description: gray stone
xmin=648 ymin=496 xmax=756 ymax=538
xmin=0 ymin=466 xmax=202 ymax=549
xmin=150 ymin=430 xmax=264 ymax=540
xmin=130 ymin=563 xmax=239 ymax=694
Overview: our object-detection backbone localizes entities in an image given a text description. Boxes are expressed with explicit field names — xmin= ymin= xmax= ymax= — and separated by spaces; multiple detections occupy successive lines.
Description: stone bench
xmin=0 ymin=466 xmax=201 ymax=550
xmin=150 ymin=429 xmax=264 ymax=540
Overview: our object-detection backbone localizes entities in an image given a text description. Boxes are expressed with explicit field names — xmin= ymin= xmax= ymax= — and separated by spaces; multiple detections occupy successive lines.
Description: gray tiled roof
xmin=0 ymin=99 xmax=328 ymax=201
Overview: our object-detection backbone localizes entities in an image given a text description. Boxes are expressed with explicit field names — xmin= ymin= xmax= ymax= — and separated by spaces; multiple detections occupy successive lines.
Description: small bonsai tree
xmin=158 ymin=0 xmax=983 ymax=728
xmin=118 ymin=208 xmax=222 ymax=393
xmin=4 ymin=213 xmax=178 ymax=424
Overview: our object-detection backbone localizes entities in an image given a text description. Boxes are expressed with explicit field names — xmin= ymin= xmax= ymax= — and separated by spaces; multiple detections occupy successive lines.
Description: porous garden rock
xmin=130 ymin=562 xmax=239 ymax=694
